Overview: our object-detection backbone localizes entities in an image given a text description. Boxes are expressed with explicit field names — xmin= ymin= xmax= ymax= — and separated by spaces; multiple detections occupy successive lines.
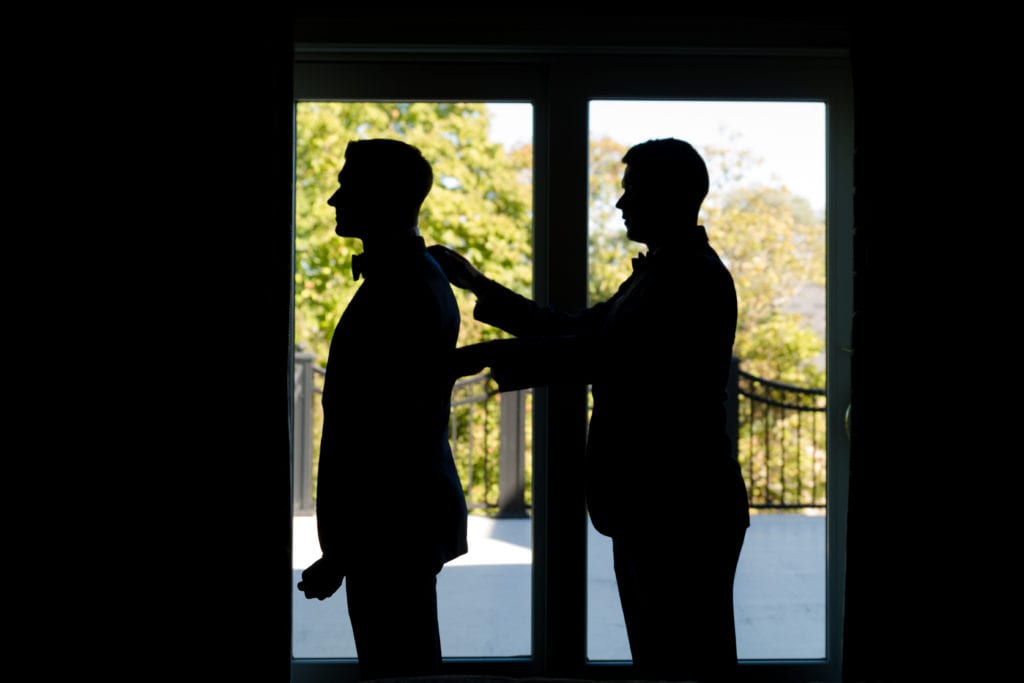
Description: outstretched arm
xmin=430 ymin=243 xmax=612 ymax=338
xmin=453 ymin=335 xmax=596 ymax=391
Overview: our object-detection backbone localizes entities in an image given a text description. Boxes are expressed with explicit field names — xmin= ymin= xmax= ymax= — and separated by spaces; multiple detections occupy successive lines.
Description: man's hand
xmin=298 ymin=556 xmax=345 ymax=600
xmin=451 ymin=344 xmax=490 ymax=380
xmin=427 ymin=245 xmax=490 ymax=294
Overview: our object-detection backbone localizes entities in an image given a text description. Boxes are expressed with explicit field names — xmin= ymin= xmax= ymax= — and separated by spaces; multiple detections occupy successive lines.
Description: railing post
xmin=727 ymin=356 xmax=740 ymax=465
xmin=497 ymin=389 xmax=528 ymax=518
xmin=293 ymin=350 xmax=316 ymax=514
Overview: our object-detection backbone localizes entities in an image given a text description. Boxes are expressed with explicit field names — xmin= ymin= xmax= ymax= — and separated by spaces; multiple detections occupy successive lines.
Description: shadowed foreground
xmin=293 ymin=512 xmax=825 ymax=661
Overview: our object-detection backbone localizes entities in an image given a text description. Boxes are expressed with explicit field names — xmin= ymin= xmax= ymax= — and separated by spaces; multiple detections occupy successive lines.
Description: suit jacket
xmin=316 ymin=236 xmax=468 ymax=574
xmin=467 ymin=226 xmax=750 ymax=539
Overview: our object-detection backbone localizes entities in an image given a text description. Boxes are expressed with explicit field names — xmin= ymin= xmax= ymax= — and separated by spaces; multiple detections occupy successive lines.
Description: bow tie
xmin=631 ymin=252 xmax=649 ymax=272
xmin=351 ymin=253 xmax=368 ymax=281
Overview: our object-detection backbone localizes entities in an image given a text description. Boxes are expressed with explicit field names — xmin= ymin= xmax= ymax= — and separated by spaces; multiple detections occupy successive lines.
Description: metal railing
xmin=293 ymin=353 xmax=826 ymax=514
xmin=733 ymin=360 xmax=827 ymax=509
xmin=293 ymin=351 xmax=324 ymax=514
xmin=449 ymin=373 xmax=530 ymax=517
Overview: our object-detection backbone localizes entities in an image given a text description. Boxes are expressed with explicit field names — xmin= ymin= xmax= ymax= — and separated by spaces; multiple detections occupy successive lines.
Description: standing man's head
xmin=615 ymin=138 xmax=709 ymax=247
xmin=328 ymin=138 xmax=434 ymax=241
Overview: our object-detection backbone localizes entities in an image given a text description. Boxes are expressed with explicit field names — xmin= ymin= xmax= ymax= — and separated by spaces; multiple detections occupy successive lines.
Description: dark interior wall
xmin=845 ymin=25 xmax=927 ymax=681
xmin=291 ymin=13 xmax=853 ymax=51
xmin=164 ymin=15 xmax=296 ymax=683
xmin=185 ymin=11 xmax=970 ymax=681
xmin=844 ymin=20 xmax=975 ymax=680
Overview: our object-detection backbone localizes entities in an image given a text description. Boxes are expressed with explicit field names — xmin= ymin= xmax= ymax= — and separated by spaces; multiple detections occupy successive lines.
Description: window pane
xmin=292 ymin=101 xmax=535 ymax=659
xmin=585 ymin=100 xmax=827 ymax=662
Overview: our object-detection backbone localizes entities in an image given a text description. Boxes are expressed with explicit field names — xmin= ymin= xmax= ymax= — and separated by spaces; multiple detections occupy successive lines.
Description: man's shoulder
xmin=371 ymin=266 xmax=458 ymax=319
xmin=644 ymin=248 xmax=733 ymax=294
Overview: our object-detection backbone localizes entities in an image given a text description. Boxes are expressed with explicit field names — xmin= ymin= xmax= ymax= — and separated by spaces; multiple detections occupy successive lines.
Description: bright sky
xmin=487 ymin=101 xmax=826 ymax=213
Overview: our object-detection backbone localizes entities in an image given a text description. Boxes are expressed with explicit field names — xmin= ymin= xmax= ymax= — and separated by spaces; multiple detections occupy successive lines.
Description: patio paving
xmin=292 ymin=512 xmax=825 ymax=662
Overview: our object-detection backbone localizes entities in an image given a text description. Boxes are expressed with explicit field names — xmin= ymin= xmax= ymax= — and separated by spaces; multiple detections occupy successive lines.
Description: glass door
xmin=584 ymin=99 xmax=829 ymax=662
xmin=292 ymin=99 xmax=537 ymax=660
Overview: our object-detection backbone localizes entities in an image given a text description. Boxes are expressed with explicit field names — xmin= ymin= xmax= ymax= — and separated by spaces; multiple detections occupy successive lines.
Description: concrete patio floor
xmin=292 ymin=512 xmax=826 ymax=662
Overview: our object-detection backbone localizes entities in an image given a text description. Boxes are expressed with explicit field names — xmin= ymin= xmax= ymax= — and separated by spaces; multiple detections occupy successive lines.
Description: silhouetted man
xmin=298 ymin=138 xmax=468 ymax=680
xmin=430 ymin=138 xmax=750 ymax=681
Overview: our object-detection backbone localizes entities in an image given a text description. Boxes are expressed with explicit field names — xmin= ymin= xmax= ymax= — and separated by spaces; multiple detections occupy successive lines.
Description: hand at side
xmin=298 ymin=556 xmax=345 ymax=600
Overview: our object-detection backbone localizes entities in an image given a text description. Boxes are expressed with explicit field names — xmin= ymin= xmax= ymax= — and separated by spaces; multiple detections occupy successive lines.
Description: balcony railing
xmin=293 ymin=352 xmax=826 ymax=515
xmin=733 ymin=364 xmax=827 ymax=509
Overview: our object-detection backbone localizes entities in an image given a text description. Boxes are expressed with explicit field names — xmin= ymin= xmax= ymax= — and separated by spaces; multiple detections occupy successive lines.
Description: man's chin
xmin=626 ymin=221 xmax=653 ymax=242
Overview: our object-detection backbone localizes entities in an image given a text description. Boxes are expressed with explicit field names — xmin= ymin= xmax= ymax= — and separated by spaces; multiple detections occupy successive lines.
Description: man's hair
xmin=344 ymin=138 xmax=433 ymax=211
xmin=622 ymin=138 xmax=709 ymax=213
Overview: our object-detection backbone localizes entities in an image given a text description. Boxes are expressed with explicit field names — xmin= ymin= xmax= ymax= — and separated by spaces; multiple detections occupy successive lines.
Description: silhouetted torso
xmin=317 ymin=235 xmax=467 ymax=573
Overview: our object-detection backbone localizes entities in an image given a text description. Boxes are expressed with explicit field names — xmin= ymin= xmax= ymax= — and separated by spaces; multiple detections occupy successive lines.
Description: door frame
xmin=291 ymin=47 xmax=853 ymax=683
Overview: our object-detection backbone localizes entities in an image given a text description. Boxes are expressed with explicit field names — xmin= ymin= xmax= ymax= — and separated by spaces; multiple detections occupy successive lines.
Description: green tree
xmin=701 ymin=139 xmax=825 ymax=386
xmin=295 ymin=102 xmax=533 ymax=364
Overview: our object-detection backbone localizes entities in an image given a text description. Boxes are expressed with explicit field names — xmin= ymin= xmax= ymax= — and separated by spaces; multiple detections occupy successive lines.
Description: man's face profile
xmin=617 ymin=165 xmax=652 ymax=244
xmin=328 ymin=162 xmax=376 ymax=239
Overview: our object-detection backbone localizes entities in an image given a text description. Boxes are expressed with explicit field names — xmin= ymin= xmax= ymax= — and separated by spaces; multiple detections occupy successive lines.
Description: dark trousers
xmin=613 ymin=525 xmax=747 ymax=682
xmin=345 ymin=567 xmax=442 ymax=681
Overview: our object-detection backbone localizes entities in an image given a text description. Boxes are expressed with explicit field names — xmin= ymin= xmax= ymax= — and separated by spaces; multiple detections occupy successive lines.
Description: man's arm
xmin=453 ymin=335 xmax=596 ymax=391
xmin=428 ymin=244 xmax=610 ymax=337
